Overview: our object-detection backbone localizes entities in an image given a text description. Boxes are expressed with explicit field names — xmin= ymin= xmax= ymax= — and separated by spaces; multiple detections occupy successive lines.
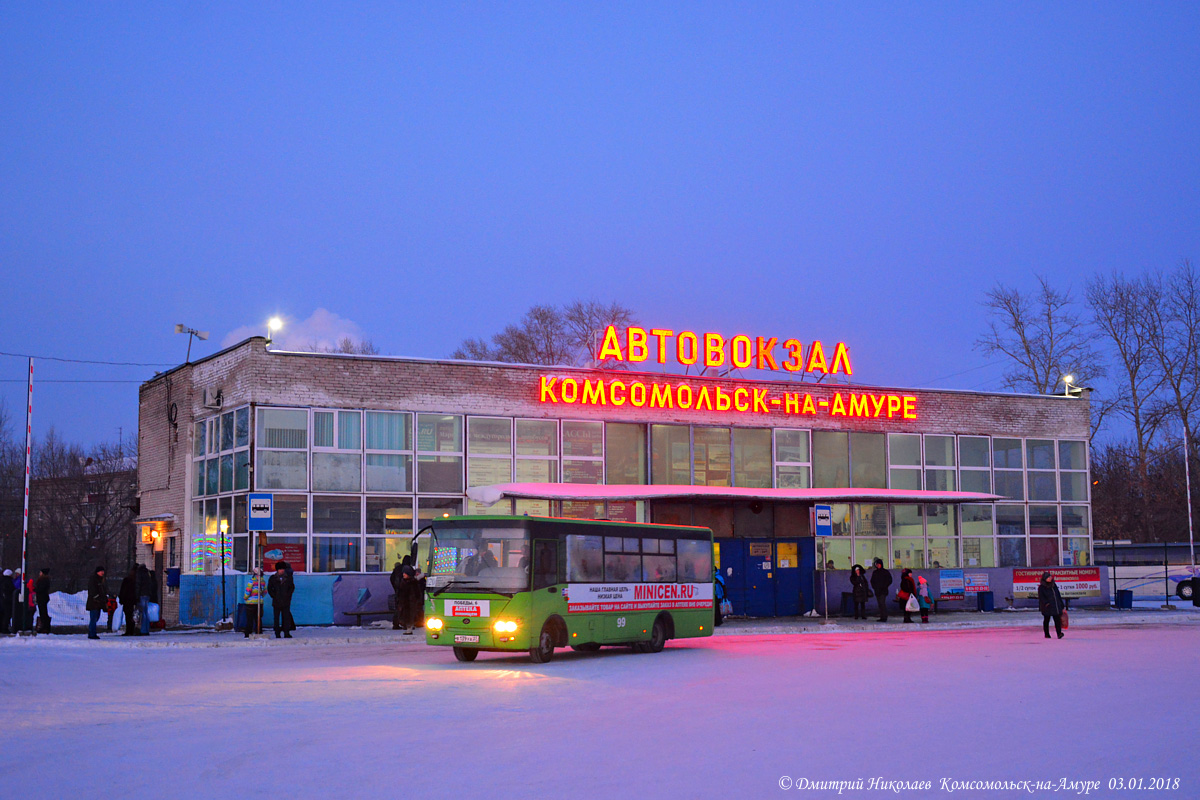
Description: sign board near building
xmin=262 ymin=542 xmax=305 ymax=573
xmin=1013 ymin=567 xmax=1102 ymax=599
xmin=814 ymin=505 xmax=833 ymax=537
xmin=939 ymin=569 xmax=964 ymax=601
xmin=248 ymin=493 xmax=273 ymax=532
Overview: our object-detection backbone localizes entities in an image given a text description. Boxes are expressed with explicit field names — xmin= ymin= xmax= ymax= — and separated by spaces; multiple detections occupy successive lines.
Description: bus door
xmin=529 ymin=539 xmax=561 ymax=632
xmin=743 ymin=540 xmax=775 ymax=617
xmin=717 ymin=539 xmax=745 ymax=616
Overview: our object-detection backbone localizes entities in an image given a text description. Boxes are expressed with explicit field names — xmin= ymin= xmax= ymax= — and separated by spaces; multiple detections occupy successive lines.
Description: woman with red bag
xmin=1038 ymin=572 xmax=1066 ymax=639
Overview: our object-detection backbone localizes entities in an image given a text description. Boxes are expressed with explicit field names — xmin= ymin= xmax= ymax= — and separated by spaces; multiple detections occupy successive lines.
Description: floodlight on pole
xmin=175 ymin=324 xmax=210 ymax=364
xmin=267 ymin=317 xmax=283 ymax=346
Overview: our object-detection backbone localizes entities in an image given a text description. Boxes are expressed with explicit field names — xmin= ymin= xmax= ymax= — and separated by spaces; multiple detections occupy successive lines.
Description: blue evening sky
xmin=2 ymin=3 xmax=1197 ymax=445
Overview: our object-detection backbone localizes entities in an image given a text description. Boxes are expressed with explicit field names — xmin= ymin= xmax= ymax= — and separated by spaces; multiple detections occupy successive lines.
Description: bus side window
xmin=533 ymin=540 xmax=558 ymax=590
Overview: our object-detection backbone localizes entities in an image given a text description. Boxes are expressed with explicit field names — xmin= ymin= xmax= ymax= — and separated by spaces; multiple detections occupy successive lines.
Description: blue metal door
xmin=717 ymin=539 xmax=746 ymax=615
xmin=743 ymin=539 xmax=775 ymax=617
xmin=774 ymin=539 xmax=803 ymax=616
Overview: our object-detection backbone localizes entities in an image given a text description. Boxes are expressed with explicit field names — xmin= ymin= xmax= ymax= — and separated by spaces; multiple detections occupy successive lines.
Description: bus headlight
xmin=427 ymin=618 xmax=444 ymax=631
xmin=493 ymin=620 xmax=518 ymax=633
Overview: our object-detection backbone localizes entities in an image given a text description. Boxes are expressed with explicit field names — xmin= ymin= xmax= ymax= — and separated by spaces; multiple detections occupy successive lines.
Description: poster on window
xmin=964 ymin=572 xmax=990 ymax=594
xmin=261 ymin=542 xmax=306 ymax=572
xmin=1012 ymin=567 xmax=1101 ymax=598
xmin=939 ymin=569 xmax=964 ymax=601
xmin=566 ymin=583 xmax=713 ymax=613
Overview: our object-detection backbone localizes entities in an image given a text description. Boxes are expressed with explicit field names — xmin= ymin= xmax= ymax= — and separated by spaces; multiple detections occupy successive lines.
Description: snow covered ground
xmin=1 ymin=617 xmax=1197 ymax=798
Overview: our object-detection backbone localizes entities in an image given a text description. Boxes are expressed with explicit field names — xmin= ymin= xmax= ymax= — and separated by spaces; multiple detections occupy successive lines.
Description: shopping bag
xmin=719 ymin=599 xmax=733 ymax=616
xmin=1061 ymin=608 xmax=1069 ymax=630
xmin=905 ymin=594 xmax=919 ymax=613
xmin=147 ymin=602 xmax=161 ymax=623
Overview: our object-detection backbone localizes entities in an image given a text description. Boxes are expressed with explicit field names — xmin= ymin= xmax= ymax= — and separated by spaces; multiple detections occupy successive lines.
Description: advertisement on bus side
xmin=566 ymin=583 xmax=714 ymax=613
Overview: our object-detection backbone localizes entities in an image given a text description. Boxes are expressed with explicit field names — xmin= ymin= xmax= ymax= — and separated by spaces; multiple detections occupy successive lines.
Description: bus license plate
xmin=453 ymin=635 xmax=480 ymax=644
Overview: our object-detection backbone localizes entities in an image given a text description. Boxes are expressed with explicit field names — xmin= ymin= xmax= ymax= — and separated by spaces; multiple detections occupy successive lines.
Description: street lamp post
xmin=219 ymin=520 xmax=228 ymax=624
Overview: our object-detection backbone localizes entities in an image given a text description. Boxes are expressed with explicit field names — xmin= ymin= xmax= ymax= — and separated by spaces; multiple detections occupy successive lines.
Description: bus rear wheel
xmin=453 ymin=647 xmax=478 ymax=662
xmin=644 ymin=618 xmax=667 ymax=653
xmin=529 ymin=625 xmax=556 ymax=663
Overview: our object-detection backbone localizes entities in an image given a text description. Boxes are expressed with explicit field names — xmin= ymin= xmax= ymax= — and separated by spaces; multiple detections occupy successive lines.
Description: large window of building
xmin=312 ymin=409 xmax=362 ymax=492
xmin=812 ymin=430 xmax=849 ymax=488
xmin=467 ymin=417 xmax=513 ymax=492
xmin=256 ymin=408 xmax=309 ymax=491
xmin=850 ymin=432 xmax=886 ymax=489
xmin=924 ymin=435 xmax=956 ymax=492
xmin=993 ymin=438 xmax=1024 ymax=500
xmin=606 ymin=423 xmax=645 ymax=484
xmin=194 ymin=406 xmax=251 ymax=497
xmin=515 ymin=419 xmax=558 ymax=483
xmin=416 ymin=414 xmax=463 ymax=494
xmin=365 ymin=498 xmax=413 ymax=573
xmin=995 ymin=504 xmax=1027 ymax=567
xmin=961 ymin=504 xmax=995 ymax=567
xmin=1059 ymin=440 xmax=1088 ymax=502
xmin=959 ymin=436 xmax=991 ymax=494
xmin=365 ymin=411 xmax=412 ymax=493
xmin=888 ymin=433 xmax=921 ymax=490
xmin=563 ymin=420 xmax=604 ymax=484
xmin=651 ymin=424 xmax=689 ymax=484
xmin=733 ymin=428 xmax=772 ymax=488
xmin=693 ymin=427 xmax=731 ymax=486
xmin=774 ymin=429 xmax=810 ymax=488
xmin=1027 ymin=439 xmax=1057 ymax=502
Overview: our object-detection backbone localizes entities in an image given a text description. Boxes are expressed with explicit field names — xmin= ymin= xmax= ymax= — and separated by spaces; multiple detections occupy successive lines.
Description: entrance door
xmin=717 ymin=540 xmax=745 ymax=615
xmin=743 ymin=540 xmax=775 ymax=616
xmin=529 ymin=539 xmax=560 ymax=636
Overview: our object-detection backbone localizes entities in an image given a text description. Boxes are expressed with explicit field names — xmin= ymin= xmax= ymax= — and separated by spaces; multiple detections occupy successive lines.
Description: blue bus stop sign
xmin=814 ymin=505 xmax=833 ymax=537
xmin=248 ymin=493 xmax=274 ymax=532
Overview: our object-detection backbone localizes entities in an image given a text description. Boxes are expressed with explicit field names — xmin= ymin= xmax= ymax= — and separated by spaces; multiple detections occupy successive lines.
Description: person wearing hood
xmin=11 ymin=569 xmax=27 ymax=632
xmin=389 ymin=560 xmax=406 ymax=631
xmin=136 ymin=564 xmax=155 ymax=635
xmin=897 ymin=568 xmax=918 ymax=623
xmin=242 ymin=568 xmax=266 ymax=637
xmin=85 ymin=566 xmax=108 ymax=640
xmin=849 ymin=564 xmax=871 ymax=620
xmin=118 ymin=566 xmax=138 ymax=635
xmin=267 ymin=560 xmax=296 ymax=639
xmin=0 ymin=569 xmax=12 ymax=634
xmin=870 ymin=558 xmax=893 ymax=622
xmin=1038 ymin=571 xmax=1066 ymax=639
xmin=34 ymin=568 xmax=51 ymax=633
xmin=916 ymin=574 xmax=932 ymax=624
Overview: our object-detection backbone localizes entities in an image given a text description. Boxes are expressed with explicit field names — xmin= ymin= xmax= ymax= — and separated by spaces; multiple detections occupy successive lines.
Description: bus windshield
xmin=427 ymin=525 xmax=531 ymax=595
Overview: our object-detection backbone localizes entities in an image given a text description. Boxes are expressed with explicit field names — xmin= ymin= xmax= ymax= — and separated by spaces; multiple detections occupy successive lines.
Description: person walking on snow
xmin=390 ymin=560 xmax=406 ymax=630
xmin=268 ymin=561 xmax=295 ymax=638
xmin=136 ymin=564 xmax=154 ymax=635
xmin=870 ymin=558 xmax=893 ymax=622
xmin=118 ymin=566 xmax=138 ymax=635
xmin=898 ymin=568 xmax=917 ymax=624
xmin=242 ymin=568 xmax=266 ymax=637
xmin=34 ymin=568 xmax=51 ymax=633
xmin=85 ymin=566 xmax=107 ymax=640
xmin=1038 ymin=571 xmax=1066 ymax=639
xmin=916 ymin=574 xmax=932 ymax=624
xmin=849 ymin=564 xmax=870 ymax=620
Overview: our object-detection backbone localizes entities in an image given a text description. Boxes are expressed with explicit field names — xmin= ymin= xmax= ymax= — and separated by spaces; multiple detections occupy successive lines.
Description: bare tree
xmin=976 ymin=276 xmax=1102 ymax=394
xmin=1142 ymin=262 xmax=1200 ymax=451
xmin=308 ymin=337 xmax=381 ymax=355
xmin=452 ymin=300 xmax=639 ymax=366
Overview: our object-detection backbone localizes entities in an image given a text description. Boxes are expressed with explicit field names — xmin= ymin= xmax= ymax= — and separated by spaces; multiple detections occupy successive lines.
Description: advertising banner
xmin=1013 ymin=567 xmax=1102 ymax=599
xmin=939 ymin=569 xmax=964 ymax=601
xmin=566 ymin=583 xmax=713 ymax=613
xmin=262 ymin=543 xmax=306 ymax=572
xmin=964 ymin=572 xmax=990 ymax=594
xmin=444 ymin=599 xmax=491 ymax=617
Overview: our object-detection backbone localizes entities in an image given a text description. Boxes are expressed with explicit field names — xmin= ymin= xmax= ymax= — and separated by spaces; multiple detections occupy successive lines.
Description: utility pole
xmin=1185 ymin=427 xmax=1195 ymax=576
xmin=20 ymin=359 xmax=33 ymax=633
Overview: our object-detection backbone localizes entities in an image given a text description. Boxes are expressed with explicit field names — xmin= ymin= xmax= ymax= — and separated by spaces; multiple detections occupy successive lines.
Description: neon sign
xmin=596 ymin=325 xmax=852 ymax=375
xmin=537 ymin=376 xmax=917 ymax=420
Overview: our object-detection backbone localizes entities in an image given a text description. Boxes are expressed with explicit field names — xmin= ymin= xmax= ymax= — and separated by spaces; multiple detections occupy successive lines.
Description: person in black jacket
xmin=389 ymin=560 xmax=406 ymax=630
xmin=1038 ymin=571 xmax=1066 ymax=639
xmin=849 ymin=564 xmax=871 ymax=620
xmin=0 ymin=569 xmax=12 ymax=635
xmin=118 ymin=567 xmax=138 ymax=635
xmin=268 ymin=561 xmax=295 ymax=638
xmin=136 ymin=564 xmax=154 ymax=635
xmin=34 ymin=568 xmax=51 ymax=634
xmin=870 ymin=558 xmax=893 ymax=622
xmin=898 ymin=568 xmax=917 ymax=624
xmin=85 ymin=566 xmax=107 ymax=640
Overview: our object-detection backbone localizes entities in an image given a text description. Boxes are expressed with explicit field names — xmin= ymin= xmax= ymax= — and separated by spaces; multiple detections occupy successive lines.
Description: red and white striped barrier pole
xmin=20 ymin=358 xmax=32 ymax=621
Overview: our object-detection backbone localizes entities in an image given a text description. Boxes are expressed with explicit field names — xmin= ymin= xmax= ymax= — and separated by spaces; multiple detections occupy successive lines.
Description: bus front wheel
xmin=453 ymin=647 xmax=478 ymax=662
xmin=529 ymin=625 xmax=556 ymax=663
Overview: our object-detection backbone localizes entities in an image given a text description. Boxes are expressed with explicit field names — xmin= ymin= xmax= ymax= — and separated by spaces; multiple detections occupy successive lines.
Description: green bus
xmin=422 ymin=516 xmax=715 ymax=662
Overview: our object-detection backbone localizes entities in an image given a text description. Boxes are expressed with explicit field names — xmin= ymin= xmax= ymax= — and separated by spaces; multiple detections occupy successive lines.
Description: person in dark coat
xmin=10 ymin=569 xmax=26 ymax=632
xmin=0 ymin=569 xmax=12 ymax=635
xmin=267 ymin=561 xmax=296 ymax=638
xmin=849 ymin=564 xmax=871 ymax=620
xmin=118 ymin=566 xmax=138 ymax=635
xmin=389 ymin=560 xmax=406 ymax=630
xmin=403 ymin=559 xmax=426 ymax=633
xmin=1038 ymin=571 xmax=1066 ymax=639
xmin=870 ymin=558 xmax=893 ymax=622
xmin=34 ymin=568 xmax=51 ymax=634
xmin=85 ymin=566 xmax=107 ymax=640
xmin=898 ymin=568 xmax=917 ymax=624
xmin=136 ymin=564 xmax=154 ymax=635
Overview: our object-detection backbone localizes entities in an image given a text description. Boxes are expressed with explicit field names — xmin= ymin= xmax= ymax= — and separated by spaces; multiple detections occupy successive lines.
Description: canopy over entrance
xmin=466 ymin=483 xmax=1001 ymax=506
